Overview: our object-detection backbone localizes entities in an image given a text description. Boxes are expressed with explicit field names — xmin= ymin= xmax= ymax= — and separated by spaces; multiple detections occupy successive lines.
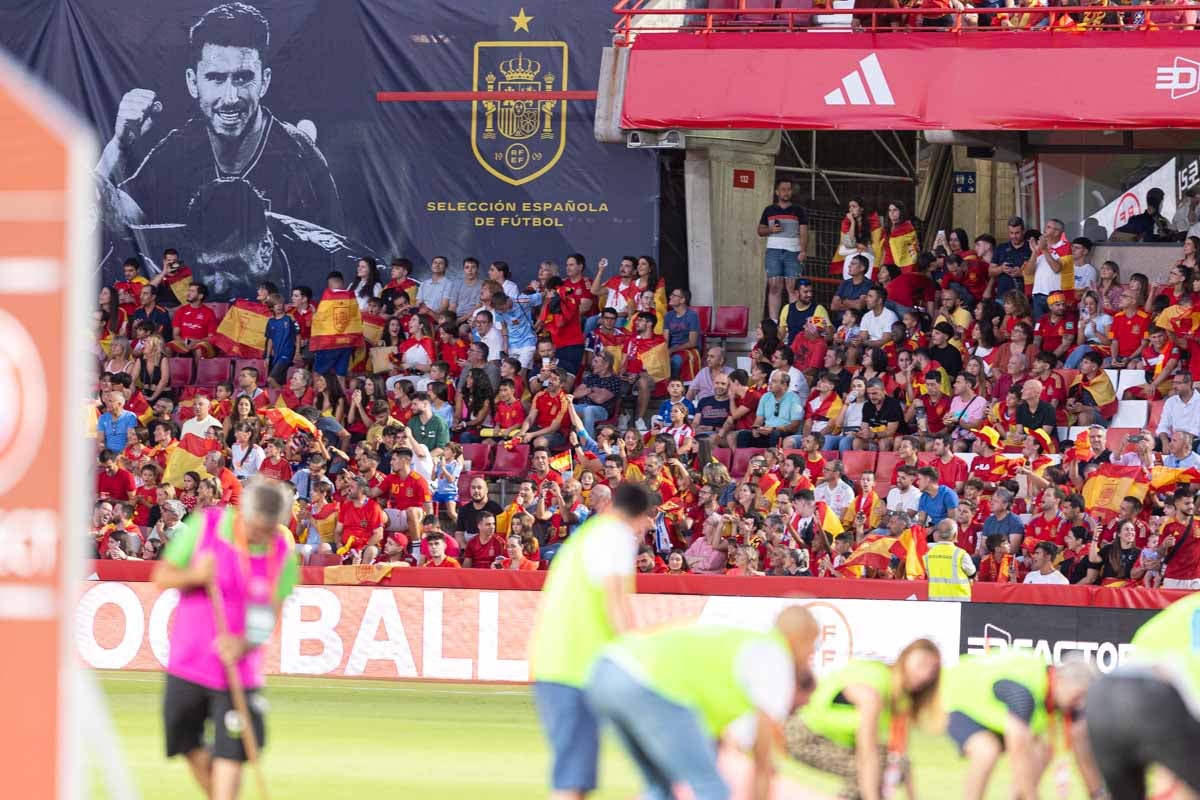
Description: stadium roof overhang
xmin=619 ymin=30 xmax=1200 ymax=132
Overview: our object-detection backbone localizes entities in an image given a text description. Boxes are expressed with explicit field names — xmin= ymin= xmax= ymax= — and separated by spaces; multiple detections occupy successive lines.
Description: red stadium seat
xmin=695 ymin=306 xmax=712 ymax=338
xmin=457 ymin=472 xmax=480 ymax=498
xmin=484 ymin=444 xmax=529 ymax=481
xmin=710 ymin=447 xmax=733 ymax=471
xmin=195 ymin=357 xmax=232 ymax=386
xmin=207 ymin=302 xmax=229 ymax=321
xmin=169 ymin=358 xmax=194 ymax=388
xmin=308 ymin=553 xmax=342 ymax=567
xmin=709 ymin=305 xmax=749 ymax=341
xmin=777 ymin=0 xmax=814 ymax=26
xmin=841 ymin=450 xmax=877 ymax=480
xmin=730 ymin=447 xmax=764 ymax=478
xmin=1106 ymin=427 xmax=1139 ymax=453
xmin=460 ymin=443 xmax=494 ymax=473
xmin=875 ymin=451 xmax=901 ymax=483
xmin=820 ymin=450 xmax=838 ymax=463
xmin=234 ymin=358 xmax=267 ymax=380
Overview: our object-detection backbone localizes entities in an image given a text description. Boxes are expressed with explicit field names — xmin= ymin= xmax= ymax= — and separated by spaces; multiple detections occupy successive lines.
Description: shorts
xmin=765 ymin=248 xmax=802 ymax=279
xmin=534 ymin=681 xmax=600 ymax=792
xmin=312 ymin=347 xmax=351 ymax=377
xmin=432 ymin=489 xmax=458 ymax=504
xmin=163 ymin=673 xmax=266 ymax=762
xmin=947 ymin=711 xmax=1001 ymax=755
xmin=508 ymin=345 xmax=536 ymax=370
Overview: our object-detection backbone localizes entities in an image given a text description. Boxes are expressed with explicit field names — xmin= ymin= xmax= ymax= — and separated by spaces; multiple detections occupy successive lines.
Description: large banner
xmin=0 ymin=1 xmax=657 ymax=298
xmin=622 ymin=30 xmax=1200 ymax=131
xmin=76 ymin=582 xmax=962 ymax=682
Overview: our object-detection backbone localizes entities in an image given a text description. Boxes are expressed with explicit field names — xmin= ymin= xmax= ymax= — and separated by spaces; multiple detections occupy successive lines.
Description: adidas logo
xmin=823 ymin=54 xmax=895 ymax=107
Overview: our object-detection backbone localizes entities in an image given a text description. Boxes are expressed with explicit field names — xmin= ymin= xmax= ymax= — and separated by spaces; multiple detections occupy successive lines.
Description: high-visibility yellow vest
xmin=924 ymin=541 xmax=972 ymax=601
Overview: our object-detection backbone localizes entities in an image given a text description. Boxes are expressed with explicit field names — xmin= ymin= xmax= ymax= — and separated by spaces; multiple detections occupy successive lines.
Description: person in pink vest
xmin=153 ymin=478 xmax=298 ymax=800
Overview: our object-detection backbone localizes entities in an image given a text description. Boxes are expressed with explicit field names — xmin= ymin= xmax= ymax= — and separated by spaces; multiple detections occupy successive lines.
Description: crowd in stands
xmin=88 ymin=186 xmax=1200 ymax=589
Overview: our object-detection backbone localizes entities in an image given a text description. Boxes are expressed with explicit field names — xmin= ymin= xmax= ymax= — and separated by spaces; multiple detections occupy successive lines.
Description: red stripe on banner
xmin=621 ymin=31 xmax=1200 ymax=130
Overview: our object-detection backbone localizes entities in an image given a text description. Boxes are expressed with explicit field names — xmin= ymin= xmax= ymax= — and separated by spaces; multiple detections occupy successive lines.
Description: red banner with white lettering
xmin=621 ymin=31 xmax=1200 ymax=130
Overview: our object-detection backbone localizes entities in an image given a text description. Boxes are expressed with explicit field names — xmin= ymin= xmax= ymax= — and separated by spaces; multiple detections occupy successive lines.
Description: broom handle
xmin=207 ymin=579 xmax=271 ymax=800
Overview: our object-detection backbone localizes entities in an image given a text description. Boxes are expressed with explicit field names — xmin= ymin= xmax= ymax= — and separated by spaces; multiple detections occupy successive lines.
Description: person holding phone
xmin=758 ymin=178 xmax=809 ymax=321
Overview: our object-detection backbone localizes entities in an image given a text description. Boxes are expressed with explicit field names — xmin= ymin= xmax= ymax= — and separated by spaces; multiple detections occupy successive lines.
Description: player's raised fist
xmin=114 ymin=88 xmax=161 ymax=148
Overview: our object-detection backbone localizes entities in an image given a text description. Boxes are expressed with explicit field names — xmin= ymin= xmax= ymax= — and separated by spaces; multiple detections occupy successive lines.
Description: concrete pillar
xmin=684 ymin=134 xmax=780 ymax=316
xmin=950 ymin=151 xmax=1019 ymax=239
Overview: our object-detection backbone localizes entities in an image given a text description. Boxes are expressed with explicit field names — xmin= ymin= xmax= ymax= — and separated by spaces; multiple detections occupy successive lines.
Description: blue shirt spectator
xmin=98 ymin=403 xmax=139 ymax=452
xmin=265 ymin=313 xmax=299 ymax=367
xmin=756 ymin=389 xmax=804 ymax=429
xmin=993 ymin=222 xmax=1032 ymax=297
xmin=492 ymin=303 xmax=537 ymax=352
xmin=664 ymin=306 xmax=701 ymax=350
xmin=917 ymin=480 xmax=960 ymax=526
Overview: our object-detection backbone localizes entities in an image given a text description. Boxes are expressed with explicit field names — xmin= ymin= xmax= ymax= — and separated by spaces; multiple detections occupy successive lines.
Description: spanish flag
xmin=892 ymin=525 xmax=929 ymax=579
xmin=211 ymin=300 xmax=270 ymax=358
xmin=1081 ymin=463 xmax=1150 ymax=524
xmin=815 ymin=500 xmax=844 ymax=536
xmin=264 ymin=407 xmax=320 ymax=441
xmin=868 ymin=212 xmax=884 ymax=266
xmin=841 ymin=490 xmax=882 ymax=530
xmin=759 ymin=472 xmax=782 ymax=505
xmin=1150 ymin=466 xmax=1200 ymax=490
xmin=311 ymin=501 xmax=340 ymax=544
xmin=310 ymin=288 xmax=364 ymax=351
xmin=882 ymin=220 xmax=918 ymax=270
xmin=842 ymin=534 xmax=898 ymax=575
xmin=384 ymin=278 xmax=419 ymax=305
xmin=548 ymin=450 xmax=572 ymax=474
xmin=596 ymin=328 xmax=630 ymax=372
xmin=162 ymin=433 xmax=219 ymax=487
xmin=361 ymin=313 xmax=387 ymax=346
xmin=625 ymin=334 xmax=671 ymax=383
xmin=162 ymin=265 xmax=194 ymax=306
xmin=1070 ymin=370 xmax=1118 ymax=419
xmin=808 ymin=391 xmax=844 ymax=427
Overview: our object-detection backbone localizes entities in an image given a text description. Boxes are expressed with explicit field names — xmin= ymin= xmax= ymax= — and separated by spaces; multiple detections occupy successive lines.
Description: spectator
xmin=456 ymin=477 xmax=503 ymax=542
xmin=423 ymin=531 xmax=461 ymax=569
xmin=264 ymin=293 xmax=299 ymax=387
xmin=1084 ymin=520 xmax=1142 ymax=585
xmin=778 ymin=279 xmax=829 ymax=348
xmin=130 ymin=283 xmax=173 ymax=342
xmin=98 ymin=391 xmax=139 ymax=453
xmin=495 ymin=533 xmax=538 ymax=570
xmin=203 ymin=451 xmax=241 ymax=506
xmin=813 ymin=461 xmax=854 ymax=518
xmin=1160 ymin=486 xmax=1200 ymax=589
xmin=886 ymin=465 xmax=921 ymax=514
xmin=856 ymin=379 xmax=903 ymax=452
xmin=520 ymin=368 xmax=569 ymax=449
xmin=1030 ymin=218 xmax=1070 ymax=320
xmin=407 ymin=391 xmax=450 ymax=460
xmin=96 ymin=449 xmax=136 ymax=503
xmin=572 ymin=351 xmax=621 ymax=437
xmin=1165 ymin=431 xmax=1200 ymax=469
xmin=831 ymin=254 xmax=873 ymax=313
xmin=1157 ymin=372 xmax=1200 ymax=451
xmin=538 ymin=276 xmax=586 ymax=377
xmin=491 ymin=290 xmax=537 ymax=370
xmin=335 ymin=475 xmax=387 ymax=564
xmin=452 ymin=257 xmax=484 ymax=323
xmin=1024 ymin=541 xmax=1069 ymax=584
xmin=168 ymin=281 xmax=217 ymax=365
xmin=462 ymin=512 xmax=504 ymax=567
xmin=916 ymin=466 xmax=959 ymax=526
xmin=664 ymin=288 xmax=702 ymax=379
xmin=757 ymin=177 xmax=808 ymax=320
xmin=416 ymin=255 xmax=456 ymax=314
xmin=736 ymin=369 xmax=802 ymax=448
xmin=1015 ymin=378 xmax=1056 ymax=439
xmin=229 ymin=422 xmax=265 ymax=480
xmin=976 ymin=534 xmax=1018 ymax=583
xmin=859 ymin=286 xmax=899 ymax=349
xmin=981 ymin=487 xmax=1025 ymax=553
xmin=991 ymin=216 xmax=1031 ymax=298
xmin=686 ymin=346 xmax=730 ymax=404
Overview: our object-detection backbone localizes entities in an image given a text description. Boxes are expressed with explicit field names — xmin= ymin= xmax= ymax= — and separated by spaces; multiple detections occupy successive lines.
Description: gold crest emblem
xmin=332 ymin=305 xmax=350 ymax=333
xmin=472 ymin=39 xmax=567 ymax=186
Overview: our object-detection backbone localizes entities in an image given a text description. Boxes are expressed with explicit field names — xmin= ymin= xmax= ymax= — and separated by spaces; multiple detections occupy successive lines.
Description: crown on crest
xmin=499 ymin=53 xmax=541 ymax=81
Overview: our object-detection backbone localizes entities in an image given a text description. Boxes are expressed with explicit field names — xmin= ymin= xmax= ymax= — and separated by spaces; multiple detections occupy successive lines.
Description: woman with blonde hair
xmin=136 ymin=334 xmax=172 ymax=403
xmin=786 ymin=639 xmax=943 ymax=800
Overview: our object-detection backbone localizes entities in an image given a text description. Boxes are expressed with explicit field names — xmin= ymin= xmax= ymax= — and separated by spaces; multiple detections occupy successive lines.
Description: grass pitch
xmin=92 ymin=671 xmax=1092 ymax=799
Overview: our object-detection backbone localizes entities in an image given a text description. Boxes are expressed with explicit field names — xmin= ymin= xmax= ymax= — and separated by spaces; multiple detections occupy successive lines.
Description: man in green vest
xmin=923 ymin=519 xmax=975 ymax=601
xmin=585 ymin=606 xmax=819 ymax=800
xmin=528 ymin=483 xmax=654 ymax=800
xmin=942 ymin=652 xmax=1101 ymax=800
xmin=1086 ymin=592 xmax=1200 ymax=798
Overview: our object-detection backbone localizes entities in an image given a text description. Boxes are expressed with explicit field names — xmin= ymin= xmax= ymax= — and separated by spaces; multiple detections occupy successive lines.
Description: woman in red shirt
xmin=494 ymin=534 xmax=539 ymax=570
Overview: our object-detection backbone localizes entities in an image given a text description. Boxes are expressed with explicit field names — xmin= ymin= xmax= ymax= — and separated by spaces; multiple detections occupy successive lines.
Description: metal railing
xmin=612 ymin=0 xmax=1200 ymax=41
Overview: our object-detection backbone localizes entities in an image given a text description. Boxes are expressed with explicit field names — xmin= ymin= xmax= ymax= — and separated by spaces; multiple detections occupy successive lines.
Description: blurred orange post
xmin=0 ymin=50 xmax=95 ymax=798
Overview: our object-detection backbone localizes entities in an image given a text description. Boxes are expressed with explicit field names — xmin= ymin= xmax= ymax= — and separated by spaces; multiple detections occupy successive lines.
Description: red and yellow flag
xmin=625 ymin=333 xmax=670 ymax=383
xmin=361 ymin=312 xmax=387 ymax=346
xmin=162 ymin=433 xmax=220 ymax=487
xmin=815 ymin=500 xmax=844 ymax=536
xmin=842 ymin=533 xmax=897 ymax=575
xmin=310 ymin=288 xmax=364 ymax=351
xmin=1081 ymin=463 xmax=1150 ymax=524
xmin=162 ymin=265 xmax=194 ymax=306
xmin=264 ymin=407 xmax=320 ymax=441
xmin=883 ymin=220 xmax=918 ymax=269
xmin=1070 ymin=370 xmax=1118 ymax=419
xmin=1150 ymin=466 xmax=1200 ymax=489
xmin=892 ymin=525 xmax=929 ymax=579
xmin=211 ymin=299 xmax=270 ymax=358
xmin=596 ymin=328 xmax=630 ymax=372
xmin=549 ymin=450 xmax=572 ymax=474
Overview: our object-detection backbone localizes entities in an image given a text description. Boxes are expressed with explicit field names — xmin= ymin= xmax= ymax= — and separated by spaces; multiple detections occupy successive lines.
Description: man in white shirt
xmin=858 ymin=285 xmax=899 ymax=348
xmin=180 ymin=395 xmax=223 ymax=440
xmin=471 ymin=310 xmax=504 ymax=367
xmin=813 ymin=461 xmax=854 ymax=518
xmin=1157 ymin=372 xmax=1200 ymax=452
xmin=886 ymin=465 xmax=921 ymax=513
xmin=1030 ymin=218 xmax=1068 ymax=321
xmin=1023 ymin=541 xmax=1069 ymax=585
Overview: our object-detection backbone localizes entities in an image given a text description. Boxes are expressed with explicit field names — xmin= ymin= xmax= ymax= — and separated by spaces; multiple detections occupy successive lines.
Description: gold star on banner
xmin=510 ymin=7 xmax=534 ymax=32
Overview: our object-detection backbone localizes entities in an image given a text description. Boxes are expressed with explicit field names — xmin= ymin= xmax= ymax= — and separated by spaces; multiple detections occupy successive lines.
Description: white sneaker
xmin=635 ymin=418 xmax=648 ymax=433
xmin=618 ymin=413 xmax=631 ymax=429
